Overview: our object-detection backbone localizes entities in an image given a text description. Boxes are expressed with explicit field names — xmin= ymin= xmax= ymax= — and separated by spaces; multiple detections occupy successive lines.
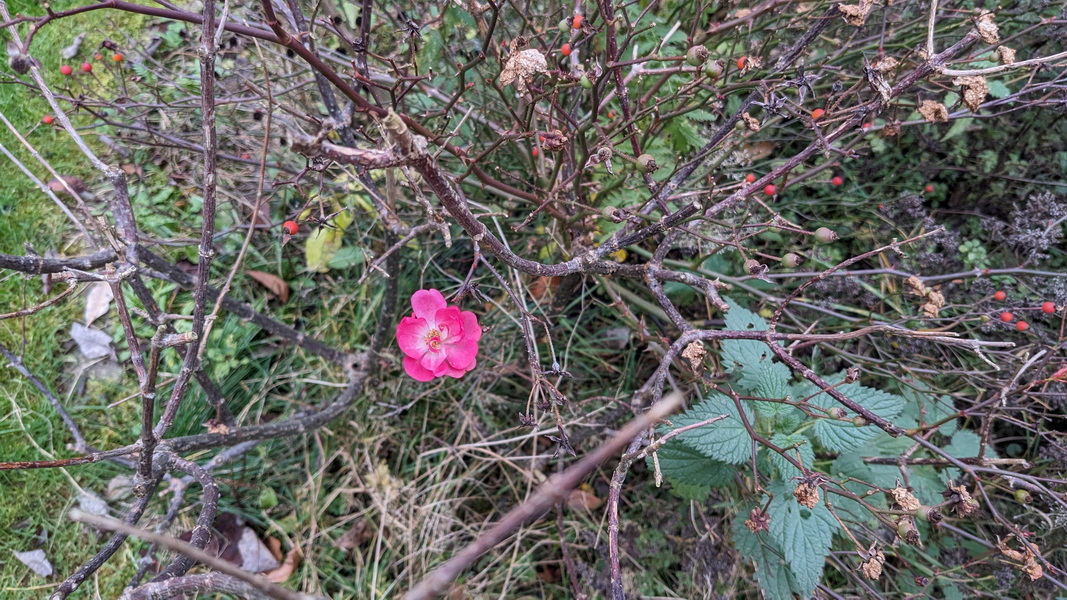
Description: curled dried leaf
xmin=793 ymin=482 xmax=820 ymax=509
xmin=918 ymin=100 xmax=949 ymax=123
xmin=889 ymin=487 xmax=921 ymax=512
xmin=872 ymin=56 xmax=898 ymax=73
xmin=499 ymin=47 xmax=548 ymax=95
xmin=996 ymin=536 xmax=1044 ymax=581
xmin=838 ymin=0 xmax=873 ymax=26
xmin=953 ymin=76 xmax=989 ymax=112
xmin=860 ymin=547 xmax=885 ymax=580
xmin=741 ymin=111 xmax=761 ymax=132
xmin=997 ymin=46 xmax=1016 ymax=65
xmin=745 ymin=508 xmax=770 ymax=533
xmin=681 ymin=341 xmax=706 ymax=371
xmin=976 ymin=11 xmax=1000 ymax=45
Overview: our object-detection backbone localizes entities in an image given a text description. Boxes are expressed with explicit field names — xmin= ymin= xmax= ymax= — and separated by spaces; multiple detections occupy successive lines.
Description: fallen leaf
xmin=14 ymin=549 xmax=53 ymax=577
xmin=83 ymin=282 xmax=113 ymax=326
xmin=77 ymin=491 xmax=109 ymax=516
xmin=237 ymin=527 xmax=280 ymax=573
xmin=336 ymin=518 xmax=372 ymax=550
xmin=245 ymin=270 xmax=290 ymax=303
xmin=70 ymin=323 xmax=114 ymax=360
xmin=47 ymin=175 xmax=87 ymax=196
xmin=264 ymin=547 xmax=302 ymax=583
xmin=60 ymin=33 xmax=86 ymax=60
xmin=266 ymin=537 xmax=283 ymax=562
xmin=567 ymin=484 xmax=603 ymax=510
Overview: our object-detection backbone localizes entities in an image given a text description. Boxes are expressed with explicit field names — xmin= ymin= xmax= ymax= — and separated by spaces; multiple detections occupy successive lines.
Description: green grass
xmin=0 ymin=2 xmax=148 ymax=594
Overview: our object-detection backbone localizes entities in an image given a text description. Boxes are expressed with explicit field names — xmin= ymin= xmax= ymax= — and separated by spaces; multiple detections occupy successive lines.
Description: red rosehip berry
xmin=532 ymin=147 xmax=539 ymax=157
xmin=41 ymin=115 xmax=54 ymax=124
xmin=831 ymin=176 xmax=843 ymax=186
xmin=572 ymin=15 xmax=583 ymax=29
xmin=112 ymin=53 xmax=124 ymax=62
xmin=993 ymin=290 xmax=1006 ymax=301
xmin=862 ymin=122 xmax=872 ymax=130
xmin=282 ymin=220 xmax=298 ymax=235
xmin=94 ymin=53 xmax=103 ymax=61
xmin=763 ymin=184 xmax=776 ymax=196
xmin=561 ymin=43 xmax=572 ymax=57
xmin=1042 ymin=301 xmax=1056 ymax=314
xmin=1016 ymin=320 xmax=1029 ymax=331
xmin=745 ymin=173 xmax=756 ymax=183
xmin=925 ymin=184 xmax=934 ymax=193
xmin=60 ymin=65 xmax=73 ymax=76
xmin=736 ymin=56 xmax=746 ymax=70
xmin=1000 ymin=312 xmax=1014 ymax=322
xmin=811 ymin=108 xmax=825 ymax=120
xmin=81 ymin=62 xmax=92 ymax=72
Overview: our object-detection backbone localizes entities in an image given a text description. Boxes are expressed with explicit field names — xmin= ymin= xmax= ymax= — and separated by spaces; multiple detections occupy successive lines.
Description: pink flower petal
xmin=444 ymin=337 xmax=478 ymax=371
xmin=419 ymin=349 xmax=448 ymax=373
xmin=434 ymin=307 xmax=464 ymax=340
xmin=438 ymin=358 xmax=475 ymax=379
xmin=411 ymin=289 xmax=447 ymax=321
xmin=460 ymin=311 xmax=482 ymax=343
xmin=396 ymin=316 xmax=430 ymax=357
xmin=403 ymin=356 xmax=436 ymax=381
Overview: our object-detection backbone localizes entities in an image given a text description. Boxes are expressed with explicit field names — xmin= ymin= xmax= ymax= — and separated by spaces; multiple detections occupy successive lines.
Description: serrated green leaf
xmin=687 ymin=109 xmax=718 ymax=122
xmin=767 ymin=480 xmax=837 ymax=596
xmin=767 ymin=432 xmax=814 ymax=479
xmin=942 ymin=117 xmax=973 ymax=142
xmin=670 ymin=393 xmax=754 ymax=464
xmin=650 ymin=441 xmax=735 ymax=498
xmin=732 ymin=517 xmax=795 ymax=600
xmin=987 ymin=80 xmax=1010 ymax=99
xmin=720 ymin=298 xmax=781 ymax=392
xmin=810 ymin=381 xmax=904 ymax=452
xmin=664 ymin=119 xmax=704 ymax=154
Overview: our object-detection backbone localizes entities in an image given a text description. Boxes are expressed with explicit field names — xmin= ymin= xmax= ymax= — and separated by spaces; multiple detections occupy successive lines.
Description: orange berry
xmin=736 ymin=56 xmax=746 ymax=70
xmin=831 ymin=176 xmax=843 ymax=186
xmin=572 ymin=15 xmax=583 ymax=29
xmin=1042 ymin=301 xmax=1056 ymax=314
xmin=42 ymin=115 xmax=54 ymax=124
xmin=763 ymin=184 xmax=776 ymax=196
xmin=282 ymin=220 xmax=298 ymax=235
xmin=608 ymin=110 xmax=616 ymax=119
xmin=745 ymin=173 xmax=756 ymax=183
xmin=112 ymin=53 xmax=124 ymax=62
xmin=94 ymin=53 xmax=103 ymax=61
xmin=561 ymin=43 xmax=572 ymax=57
xmin=1016 ymin=320 xmax=1029 ymax=331
xmin=993 ymin=290 xmax=1006 ymax=301
xmin=811 ymin=108 xmax=825 ymax=120
xmin=532 ymin=147 xmax=539 ymax=157
xmin=1000 ymin=312 xmax=1014 ymax=322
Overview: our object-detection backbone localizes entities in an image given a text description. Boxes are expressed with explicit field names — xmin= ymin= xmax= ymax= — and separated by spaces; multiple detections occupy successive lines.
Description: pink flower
xmin=396 ymin=289 xmax=481 ymax=381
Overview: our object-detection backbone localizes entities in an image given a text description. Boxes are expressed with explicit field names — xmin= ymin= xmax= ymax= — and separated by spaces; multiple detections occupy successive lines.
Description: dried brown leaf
xmin=83 ymin=281 xmax=113 ymax=326
xmin=918 ymin=100 xmax=949 ymax=123
xmin=499 ymin=47 xmax=547 ymax=95
xmin=838 ymin=0 xmax=873 ymax=26
xmin=997 ymin=46 xmax=1016 ymax=65
xmin=953 ymin=76 xmax=989 ymax=112
xmin=681 ymin=341 xmax=706 ymax=371
xmin=793 ymin=482 xmax=820 ymax=509
xmin=47 ymin=175 xmax=87 ymax=196
xmin=976 ymin=11 xmax=1000 ymax=45
xmin=889 ymin=487 xmax=921 ymax=512
xmin=741 ymin=111 xmax=761 ymax=132
xmin=567 ymin=485 xmax=603 ymax=510
xmin=860 ymin=547 xmax=885 ymax=580
xmin=264 ymin=547 xmax=301 ymax=583
xmin=245 ymin=270 xmax=290 ymax=303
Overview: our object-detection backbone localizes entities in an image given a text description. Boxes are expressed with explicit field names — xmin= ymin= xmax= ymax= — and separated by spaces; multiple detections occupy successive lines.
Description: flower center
xmin=425 ymin=329 xmax=444 ymax=351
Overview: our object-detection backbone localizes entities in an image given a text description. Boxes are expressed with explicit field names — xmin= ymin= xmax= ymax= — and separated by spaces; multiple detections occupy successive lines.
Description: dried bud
xmin=793 ymin=482 xmax=820 ymax=509
xmin=916 ymin=505 xmax=943 ymax=524
xmin=860 ymin=548 xmax=885 ymax=580
xmin=845 ymin=366 xmax=860 ymax=383
xmin=745 ymin=508 xmax=770 ymax=533
xmin=1014 ymin=489 xmax=1032 ymax=504
xmin=890 ymin=487 xmax=921 ymax=512
xmin=597 ymin=146 xmax=613 ymax=161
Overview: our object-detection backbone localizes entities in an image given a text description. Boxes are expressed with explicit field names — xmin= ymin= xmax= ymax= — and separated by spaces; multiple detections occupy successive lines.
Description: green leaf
xmin=720 ymin=299 xmax=781 ymax=392
xmin=810 ymin=381 xmax=905 ymax=452
xmin=987 ymin=80 xmax=1010 ymax=99
xmin=304 ymin=207 xmax=353 ymax=273
xmin=326 ymin=246 xmax=365 ymax=270
xmin=732 ymin=516 xmax=796 ymax=600
xmin=942 ymin=117 xmax=973 ymax=142
xmin=687 ymin=109 xmax=718 ymax=122
xmin=651 ymin=441 xmax=735 ymax=498
xmin=767 ymin=480 xmax=837 ymax=596
xmin=767 ymin=432 xmax=814 ymax=479
xmin=670 ymin=393 xmax=754 ymax=464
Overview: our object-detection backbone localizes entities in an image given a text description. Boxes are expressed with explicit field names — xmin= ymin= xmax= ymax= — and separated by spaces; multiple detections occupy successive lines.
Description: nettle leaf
xmin=732 ymin=516 xmax=796 ymax=600
xmin=942 ymin=429 xmax=995 ymax=482
xmin=664 ymin=119 xmax=704 ymax=154
xmin=767 ymin=480 xmax=837 ymax=597
xmin=848 ymin=438 xmax=946 ymax=505
xmin=767 ymin=432 xmax=814 ymax=480
xmin=650 ymin=441 xmax=735 ymax=498
xmin=810 ymin=381 xmax=904 ymax=452
xmin=670 ymin=393 xmax=754 ymax=464
xmin=720 ymin=299 xmax=782 ymax=392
